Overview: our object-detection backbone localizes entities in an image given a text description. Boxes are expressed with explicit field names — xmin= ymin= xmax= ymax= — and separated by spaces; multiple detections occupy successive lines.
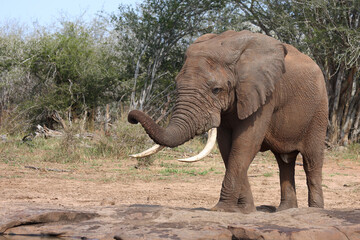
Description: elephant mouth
xmin=129 ymin=128 xmax=217 ymax=162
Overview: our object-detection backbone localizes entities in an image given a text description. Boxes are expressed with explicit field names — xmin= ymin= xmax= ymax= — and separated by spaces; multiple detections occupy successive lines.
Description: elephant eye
xmin=212 ymin=88 xmax=222 ymax=95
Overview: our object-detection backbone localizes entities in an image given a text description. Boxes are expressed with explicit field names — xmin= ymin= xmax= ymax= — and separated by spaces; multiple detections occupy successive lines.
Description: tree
xmin=235 ymin=0 xmax=360 ymax=144
xmin=0 ymin=18 xmax=125 ymax=132
xmin=0 ymin=21 xmax=37 ymax=130
xmin=112 ymin=0 xmax=228 ymax=117
xmin=297 ymin=0 xmax=360 ymax=145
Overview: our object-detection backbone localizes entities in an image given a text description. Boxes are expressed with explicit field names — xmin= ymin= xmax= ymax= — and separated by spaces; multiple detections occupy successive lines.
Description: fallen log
xmin=35 ymin=125 xmax=94 ymax=139
xmin=35 ymin=125 xmax=63 ymax=138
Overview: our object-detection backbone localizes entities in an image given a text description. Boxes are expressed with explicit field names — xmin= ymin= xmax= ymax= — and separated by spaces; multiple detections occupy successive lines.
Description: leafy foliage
xmin=26 ymin=21 xmax=122 ymax=122
xmin=112 ymin=0 xmax=229 ymax=117
xmin=0 ymin=19 xmax=124 ymax=131
xmin=0 ymin=0 xmax=359 ymax=145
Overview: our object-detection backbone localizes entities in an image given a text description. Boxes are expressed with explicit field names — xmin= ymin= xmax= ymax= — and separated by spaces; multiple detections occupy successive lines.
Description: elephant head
xmin=128 ymin=30 xmax=287 ymax=158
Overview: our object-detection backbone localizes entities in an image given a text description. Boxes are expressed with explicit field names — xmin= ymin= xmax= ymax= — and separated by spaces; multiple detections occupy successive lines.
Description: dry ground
xmin=1 ymin=142 xmax=359 ymax=211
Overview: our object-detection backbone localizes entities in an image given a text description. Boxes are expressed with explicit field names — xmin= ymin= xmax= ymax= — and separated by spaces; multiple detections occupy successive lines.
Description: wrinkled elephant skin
xmin=128 ymin=30 xmax=328 ymax=213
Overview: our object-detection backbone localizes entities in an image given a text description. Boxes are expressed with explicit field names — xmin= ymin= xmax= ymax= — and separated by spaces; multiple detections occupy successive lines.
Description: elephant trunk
xmin=128 ymin=110 xmax=196 ymax=148
xmin=128 ymin=95 xmax=210 ymax=148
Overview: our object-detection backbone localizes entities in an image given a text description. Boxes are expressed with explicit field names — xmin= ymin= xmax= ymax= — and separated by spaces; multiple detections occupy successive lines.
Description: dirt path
xmin=1 ymin=150 xmax=359 ymax=210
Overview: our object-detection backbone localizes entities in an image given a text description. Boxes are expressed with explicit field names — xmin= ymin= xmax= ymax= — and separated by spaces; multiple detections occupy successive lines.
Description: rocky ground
xmin=0 ymin=148 xmax=359 ymax=239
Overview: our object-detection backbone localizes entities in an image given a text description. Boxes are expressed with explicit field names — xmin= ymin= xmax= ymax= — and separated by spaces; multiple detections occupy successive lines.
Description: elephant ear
xmin=234 ymin=34 xmax=287 ymax=119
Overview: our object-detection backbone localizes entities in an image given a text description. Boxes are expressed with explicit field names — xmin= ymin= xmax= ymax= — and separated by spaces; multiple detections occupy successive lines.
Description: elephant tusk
xmin=177 ymin=128 xmax=217 ymax=162
xmin=129 ymin=144 xmax=165 ymax=158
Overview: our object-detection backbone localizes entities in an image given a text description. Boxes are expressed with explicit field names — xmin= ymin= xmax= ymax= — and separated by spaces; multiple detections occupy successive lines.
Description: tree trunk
xmin=130 ymin=45 xmax=148 ymax=111
xmin=327 ymin=65 xmax=360 ymax=145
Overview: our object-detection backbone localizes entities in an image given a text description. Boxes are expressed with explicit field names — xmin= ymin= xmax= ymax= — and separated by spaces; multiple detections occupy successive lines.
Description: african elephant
xmin=128 ymin=30 xmax=328 ymax=213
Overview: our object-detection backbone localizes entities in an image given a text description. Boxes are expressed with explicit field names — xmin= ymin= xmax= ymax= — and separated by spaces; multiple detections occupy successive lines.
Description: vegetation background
xmin=1 ymin=1 xmax=359 ymax=218
xmin=0 ymin=0 xmax=359 ymax=155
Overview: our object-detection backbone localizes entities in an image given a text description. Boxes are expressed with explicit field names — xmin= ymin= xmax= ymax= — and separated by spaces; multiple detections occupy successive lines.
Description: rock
xmin=0 ymin=203 xmax=359 ymax=240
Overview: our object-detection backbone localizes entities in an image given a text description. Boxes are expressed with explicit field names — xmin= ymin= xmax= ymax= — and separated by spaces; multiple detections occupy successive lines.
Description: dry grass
xmin=0 ymin=117 xmax=215 ymax=178
xmin=0 ymin=117 xmax=359 ymax=182
xmin=1 ymin=121 xmax=359 ymax=211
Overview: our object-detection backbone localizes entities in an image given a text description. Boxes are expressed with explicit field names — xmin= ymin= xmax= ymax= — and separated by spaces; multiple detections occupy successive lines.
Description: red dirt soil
xmin=1 ymin=149 xmax=359 ymax=211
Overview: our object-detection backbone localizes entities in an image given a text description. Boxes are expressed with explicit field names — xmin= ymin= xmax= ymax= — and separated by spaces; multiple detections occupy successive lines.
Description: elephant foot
xmin=277 ymin=201 xmax=298 ymax=211
xmin=308 ymin=200 xmax=324 ymax=208
xmin=211 ymin=202 xmax=241 ymax=212
xmin=211 ymin=201 xmax=255 ymax=214
xmin=308 ymin=193 xmax=324 ymax=208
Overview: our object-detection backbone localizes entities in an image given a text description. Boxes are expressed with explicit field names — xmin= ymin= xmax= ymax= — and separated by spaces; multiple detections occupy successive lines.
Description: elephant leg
xmin=273 ymin=151 xmax=299 ymax=211
xmin=212 ymin=107 xmax=274 ymax=213
xmin=213 ymin=127 xmax=256 ymax=213
xmin=211 ymin=148 xmax=256 ymax=213
xmin=302 ymin=150 xmax=324 ymax=208
xmin=217 ymin=126 xmax=232 ymax=169
xmin=235 ymin=163 xmax=256 ymax=213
